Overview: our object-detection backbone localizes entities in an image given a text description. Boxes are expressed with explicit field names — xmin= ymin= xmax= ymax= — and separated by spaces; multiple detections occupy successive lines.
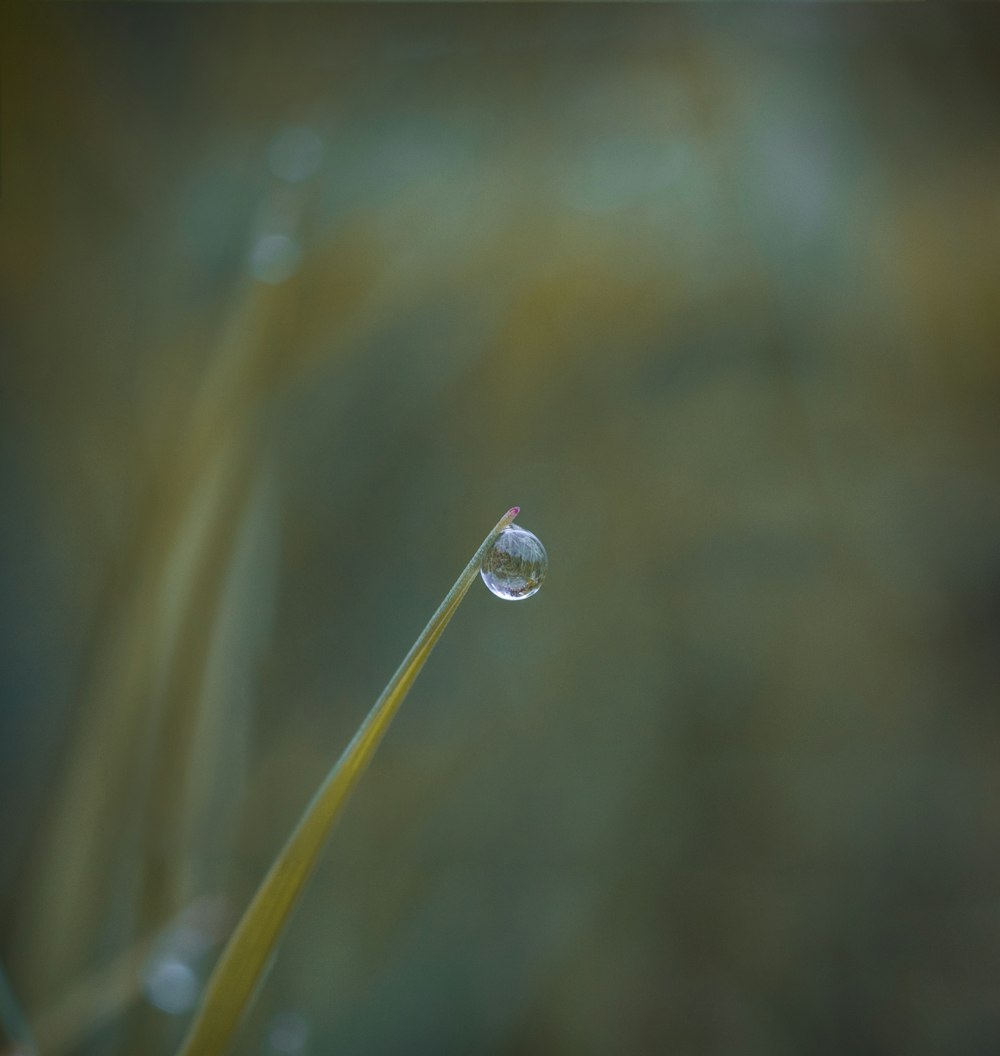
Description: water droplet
xmin=143 ymin=957 xmax=199 ymax=1015
xmin=481 ymin=525 xmax=547 ymax=601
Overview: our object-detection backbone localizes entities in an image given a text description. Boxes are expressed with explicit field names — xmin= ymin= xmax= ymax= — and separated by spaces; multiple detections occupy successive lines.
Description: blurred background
xmin=3 ymin=4 xmax=1000 ymax=1055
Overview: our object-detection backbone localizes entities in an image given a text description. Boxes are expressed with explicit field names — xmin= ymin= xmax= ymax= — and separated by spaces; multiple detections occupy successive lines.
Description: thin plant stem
xmin=177 ymin=506 xmax=521 ymax=1056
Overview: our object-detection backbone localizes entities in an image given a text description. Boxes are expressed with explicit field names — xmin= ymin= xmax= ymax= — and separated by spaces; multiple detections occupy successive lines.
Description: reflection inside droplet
xmin=481 ymin=525 xmax=548 ymax=600
xmin=249 ymin=233 xmax=301 ymax=285
xmin=143 ymin=957 xmax=199 ymax=1015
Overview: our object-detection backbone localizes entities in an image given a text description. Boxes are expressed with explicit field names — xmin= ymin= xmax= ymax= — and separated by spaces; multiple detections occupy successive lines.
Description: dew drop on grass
xmin=143 ymin=958 xmax=199 ymax=1015
xmin=481 ymin=525 xmax=548 ymax=600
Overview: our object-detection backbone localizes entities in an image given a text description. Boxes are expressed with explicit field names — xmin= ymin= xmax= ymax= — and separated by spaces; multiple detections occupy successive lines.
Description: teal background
xmin=3 ymin=6 xmax=1000 ymax=1055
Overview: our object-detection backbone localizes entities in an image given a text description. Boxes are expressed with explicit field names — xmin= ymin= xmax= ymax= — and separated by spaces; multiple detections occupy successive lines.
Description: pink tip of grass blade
xmin=506 ymin=506 xmax=520 ymax=519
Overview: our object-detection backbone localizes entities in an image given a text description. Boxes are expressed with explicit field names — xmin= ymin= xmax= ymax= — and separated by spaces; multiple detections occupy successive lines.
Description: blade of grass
xmin=177 ymin=506 xmax=522 ymax=1056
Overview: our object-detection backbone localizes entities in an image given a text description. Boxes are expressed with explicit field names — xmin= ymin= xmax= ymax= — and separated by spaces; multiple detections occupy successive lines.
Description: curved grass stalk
xmin=177 ymin=506 xmax=522 ymax=1056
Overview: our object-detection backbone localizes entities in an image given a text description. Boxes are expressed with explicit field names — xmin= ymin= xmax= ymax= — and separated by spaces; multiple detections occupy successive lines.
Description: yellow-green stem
xmin=176 ymin=506 xmax=521 ymax=1056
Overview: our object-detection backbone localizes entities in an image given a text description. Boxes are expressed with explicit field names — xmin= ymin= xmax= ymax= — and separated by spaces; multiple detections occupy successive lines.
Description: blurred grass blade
xmin=0 ymin=958 xmax=37 ymax=1056
xmin=177 ymin=506 xmax=522 ymax=1056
